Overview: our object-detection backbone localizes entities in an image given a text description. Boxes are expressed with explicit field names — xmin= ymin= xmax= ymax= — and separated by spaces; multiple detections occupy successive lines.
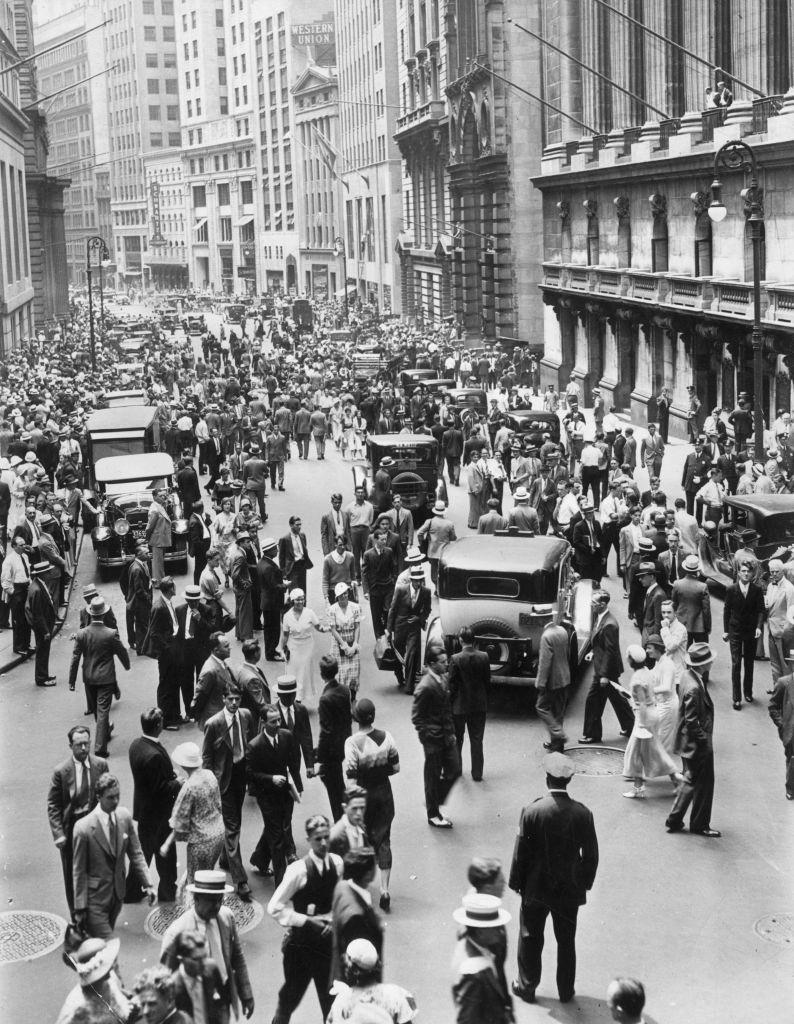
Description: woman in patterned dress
xmin=161 ymin=742 xmax=226 ymax=900
xmin=211 ymin=496 xmax=236 ymax=580
xmin=343 ymin=698 xmax=400 ymax=912
xmin=328 ymin=583 xmax=362 ymax=697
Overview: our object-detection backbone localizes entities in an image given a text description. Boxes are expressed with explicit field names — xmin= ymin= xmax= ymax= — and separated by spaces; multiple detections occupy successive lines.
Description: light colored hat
xmin=172 ymin=741 xmax=202 ymax=768
xmin=410 ymin=566 xmax=425 ymax=580
xmin=404 ymin=546 xmax=424 ymax=565
xmin=277 ymin=675 xmax=297 ymax=694
xmin=186 ymin=869 xmax=234 ymax=895
xmin=432 ymin=502 xmax=446 ymax=515
xmin=581 ymin=500 xmax=595 ymax=513
xmin=74 ymin=937 xmax=121 ymax=986
xmin=685 ymin=642 xmax=714 ymax=667
xmin=0 ymin=457 xmax=8 ymax=469
xmin=453 ymin=893 xmax=511 ymax=929
xmin=24 ymin=451 xmax=36 ymax=463
xmin=89 ymin=596 xmax=108 ymax=616
xmin=514 ymin=487 xmax=529 ymax=502
xmin=31 ymin=561 xmax=50 ymax=576
xmin=9 ymin=455 xmax=22 ymax=467
xmin=261 ymin=536 xmax=277 ymax=551
xmin=543 ymin=751 xmax=576 ymax=779
xmin=334 ymin=582 xmax=350 ymax=597
xmin=184 ymin=585 xmax=201 ymax=599
xmin=345 ymin=938 xmax=380 ymax=969
xmin=235 ymin=530 xmax=250 ymax=540
xmin=83 ymin=584 xmax=98 ymax=599
xmin=636 ymin=561 xmax=656 ymax=576
xmin=626 ymin=644 xmax=647 ymax=664
xmin=682 ymin=554 xmax=700 ymax=572
xmin=380 ymin=456 xmax=395 ymax=467
xmin=289 ymin=588 xmax=305 ymax=601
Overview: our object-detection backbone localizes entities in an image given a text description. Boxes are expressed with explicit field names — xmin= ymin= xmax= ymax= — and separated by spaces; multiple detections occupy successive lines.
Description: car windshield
xmin=441 ymin=567 xmax=559 ymax=603
xmin=103 ymin=476 xmax=168 ymax=497
xmin=378 ymin=444 xmax=436 ymax=466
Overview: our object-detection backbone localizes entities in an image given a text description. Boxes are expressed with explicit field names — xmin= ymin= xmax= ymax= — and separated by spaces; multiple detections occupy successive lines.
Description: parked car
xmin=86 ymin=406 xmax=160 ymax=480
xmin=503 ymin=409 xmax=562 ymax=449
xmin=445 ymin=387 xmax=488 ymax=420
xmin=102 ymin=390 xmax=147 ymax=408
xmin=425 ymin=532 xmax=593 ymax=687
xmin=91 ymin=453 xmax=188 ymax=580
xmin=400 ymin=367 xmax=454 ymax=391
xmin=353 ymin=434 xmax=447 ymax=525
xmin=700 ymin=494 xmax=794 ymax=593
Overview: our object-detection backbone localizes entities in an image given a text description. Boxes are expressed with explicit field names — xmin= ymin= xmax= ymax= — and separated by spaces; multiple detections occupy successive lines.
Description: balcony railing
xmin=700 ymin=106 xmax=728 ymax=142
xmin=622 ymin=127 xmax=642 ymax=155
xmin=751 ymin=94 xmax=784 ymax=134
xmin=395 ymin=99 xmax=446 ymax=134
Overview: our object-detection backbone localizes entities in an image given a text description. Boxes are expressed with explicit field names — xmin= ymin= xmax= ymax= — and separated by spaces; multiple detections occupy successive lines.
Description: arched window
xmin=744 ymin=220 xmax=766 ymax=282
xmin=584 ymin=200 xmax=599 ymax=265
xmin=694 ymin=212 xmax=712 ymax=276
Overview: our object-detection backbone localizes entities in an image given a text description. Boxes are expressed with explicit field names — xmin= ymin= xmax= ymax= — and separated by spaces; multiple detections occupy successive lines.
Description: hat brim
xmin=685 ymin=655 xmax=714 ymax=667
xmin=186 ymin=882 xmax=235 ymax=895
xmin=452 ymin=907 xmax=512 ymax=928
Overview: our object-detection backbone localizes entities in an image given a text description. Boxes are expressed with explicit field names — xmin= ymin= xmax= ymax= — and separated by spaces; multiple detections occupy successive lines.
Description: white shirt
xmin=1 ymin=550 xmax=30 ymax=589
xmin=96 ymin=808 xmax=117 ymax=849
xmin=580 ymin=444 xmax=601 ymax=468
xmin=268 ymin=850 xmax=345 ymax=927
xmin=165 ymin=596 xmax=179 ymax=636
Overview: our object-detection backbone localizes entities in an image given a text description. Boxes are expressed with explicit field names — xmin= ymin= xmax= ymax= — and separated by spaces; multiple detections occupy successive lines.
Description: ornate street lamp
xmin=708 ymin=140 xmax=765 ymax=452
xmin=86 ymin=235 xmax=110 ymax=372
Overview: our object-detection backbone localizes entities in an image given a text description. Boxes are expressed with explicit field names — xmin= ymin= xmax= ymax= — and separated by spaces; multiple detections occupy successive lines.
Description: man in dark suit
xmin=246 ymin=703 xmax=302 ymax=885
xmin=330 ymin=848 xmax=384 ymax=982
xmin=235 ymin=638 xmax=271 ymax=724
xmin=448 ymin=626 xmax=490 ymax=781
xmin=535 ymin=618 xmax=572 ymax=752
xmin=768 ymin=671 xmax=794 ymax=800
xmin=657 ymin=530 xmax=686 ymax=593
xmin=68 ymin=598 xmax=131 ymax=757
xmin=716 ymin=438 xmax=740 ymax=495
xmin=442 ymin=420 xmax=465 ymax=485
xmin=665 ymin=643 xmax=721 ymax=836
xmin=47 ymin=726 xmax=108 ymax=914
xmin=176 ymin=585 xmax=215 ymax=715
xmin=275 ymin=675 xmax=315 ymax=777
xmin=637 ymin=562 xmax=665 ymax=644
xmin=141 ymin=576 xmax=183 ymax=730
xmin=723 ymin=561 xmax=765 ymax=708
xmin=191 ymin=632 xmax=234 ymax=729
xmin=278 ymin=516 xmax=313 ymax=593
xmin=508 ymin=752 xmax=599 ymax=1004
xmin=411 ymin=643 xmax=461 ymax=828
xmin=125 ymin=542 xmax=152 ymax=652
xmin=385 ymin=566 xmax=432 ymax=693
xmin=25 ymin=560 xmax=57 ymax=685
xmin=571 ymin=502 xmax=603 ymax=583
xmin=681 ymin=442 xmax=712 ymax=516
xmin=580 ymin=591 xmax=634 ymax=743
xmin=320 ymin=493 xmax=351 ymax=556
xmin=361 ymin=527 xmax=396 ymax=638
xmin=176 ymin=457 xmax=201 ymax=516
xmin=316 ymin=655 xmax=352 ymax=821
xmin=328 ymin=788 xmax=368 ymax=856
xmin=202 ymin=682 xmax=256 ymax=902
xmin=72 ymin=772 xmax=155 ymax=938
xmin=128 ymin=708 xmax=182 ymax=903
xmin=256 ymin=537 xmax=287 ymax=661
xmin=187 ymin=500 xmax=213 ymax=585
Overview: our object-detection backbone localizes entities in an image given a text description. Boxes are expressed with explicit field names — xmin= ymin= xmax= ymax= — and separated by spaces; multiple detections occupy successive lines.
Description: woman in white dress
xmin=281 ymin=588 xmax=328 ymax=702
xmin=7 ymin=459 xmax=27 ymax=535
xmin=211 ymin=496 xmax=236 ymax=581
xmin=659 ymin=600 xmax=688 ymax=683
xmin=327 ymin=583 xmax=362 ymax=697
xmin=622 ymin=645 xmax=683 ymax=799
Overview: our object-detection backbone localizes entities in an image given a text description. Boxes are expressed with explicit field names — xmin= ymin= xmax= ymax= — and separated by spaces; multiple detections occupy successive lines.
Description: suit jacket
xmin=126 ymin=557 xmax=152 ymax=607
xmin=146 ymin=502 xmax=172 ymax=548
xmin=361 ymin=545 xmax=396 ymax=594
xmin=508 ymin=792 xmax=598 ymax=908
xmin=535 ymin=623 xmax=571 ymax=691
xmin=188 ymin=513 xmax=213 ymax=556
xmin=618 ymin=525 xmax=641 ymax=567
xmin=572 ymin=519 xmax=603 ymax=572
xmin=68 ymin=623 xmax=130 ymax=689
xmin=235 ymin=661 xmax=271 ymax=719
xmin=321 ymin=510 xmax=351 ymax=555
xmin=641 ymin=583 xmax=666 ymax=642
xmin=176 ymin=466 xmax=201 ymax=507
xmin=477 ymin=510 xmax=508 ymax=534
xmin=386 ymin=583 xmax=431 ymax=633
xmin=277 ymin=699 xmax=314 ymax=773
xmin=25 ymin=578 xmax=56 ymax=633
xmin=417 ymin=516 xmax=457 ymax=559
xmin=681 ymin=452 xmax=712 ymax=492
xmin=129 ymin=736 xmax=181 ymax=829
xmin=317 ymin=682 xmax=353 ymax=764
xmin=192 ymin=655 xmax=235 ymax=729
xmin=278 ymin=530 xmax=313 ymax=580
xmin=716 ymin=452 xmax=739 ymax=487
xmin=72 ymin=805 xmax=150 ymax=912
xmin=256 ymin=555 xmax=286 ymax=610
xmin=769 ymin=673 xmax=794 ymax=747
xmin=202 ymin=708 xmax=256 ymax=794
xmin=385 ymin=507 xmax=414 ymax=549
xmin=176 ymin=600 xmax=215 ymax=649
xmin=330 ymin=880 xmax=384 ymax=982
xmin=245 ymin=727 xmax=302 ymax=801
xmin=47 ymin=754 xmax=108 ymax=843
xmin=672 ymin=576 xmax=711 ymax=634
xmin=172 ymin=961 xmax=228 ymax=1024
xmin=591 ymin=611 xmax=623 ymax=681
xmin=657 ymin=548 xmax=686 ymax=590
xmin=328 ymin=814 xmax=369 ymax=858
xmin=674 ymin=669 xmax=714 ymax=759
xmin=447 ymin=647 xmax=491 ymax=713
xmin=141 ymin=594 xmax=179 ymax=659
xmin=723 ymin=581 xmax=764 ymax=637
xmin=161 ymin=905 xmax=253 ymax=1016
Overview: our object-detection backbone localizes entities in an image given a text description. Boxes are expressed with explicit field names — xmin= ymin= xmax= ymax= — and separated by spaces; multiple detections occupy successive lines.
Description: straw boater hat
xmin=73 ymin=937 xmax=121 ymax=986
xmin=513 ymin=487 xmax=529 ymax=502
xmin=410 ymin=566 xmax=425 ymax=581
xmin=277 ymin=675 xmax=298 ymax=695
xmin=184 ymin=585 xmax=201 ymax=600
xmin=31 ymin=561 xmax=50 ymax=576
xmin=186 ymin=869 xmax=233 ymax=896
xmin=453 ymin=893 xmax=511 ymax=928
xmin=403 ymin=546 xmax=425 ymax=566
xmin=682 ymin=555 xmax=700 ymax=573
xmin=432 ymin=502 xmax=446 ymax=515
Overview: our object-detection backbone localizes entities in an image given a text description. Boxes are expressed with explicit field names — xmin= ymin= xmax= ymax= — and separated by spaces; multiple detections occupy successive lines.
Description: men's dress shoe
xmin=164 ymin=723 xmax=180 ymax=731
xmin=428 ymin=816 xmax=453 ymax=829
xmin=559 ymin=990 xmax=575 ymax=1004
xmin=180 ymin=716 xmax=192 ymax=724
xmin=511 ymin=982 xmax=535 ymax=1003
xmin=94 ymin=749 xmax=109 ymax=758
xmin=379 ymin=892 xmax=391 ymax=912
xmin=472 ymin=775 xmax=483 ymax=782
xmin=692 ymin=828 xmax=721 ymax=837
xmin=767 ymin=689 xmax=776 ymax=695
xmin=578 ymin=737 xmax=598 ymax=744
xmin=236 ymin=884 xmax=253 ymax=902
xmin=745 ymin=695 xmax=754 ymax=703
xmin=786 ymin=793 xmax=793 ymax=801
xmin=619 ymin=729 xmax=631 ymax=737
xmin=268 ymin=652 xmax=285 ymax=662
xmin=733 ymin=701 xmax=742 ymax=710
xmin=36 ymin=680 xmax=57 ymax=687
xmin=665 ymin=821 xmax=685 ymax=833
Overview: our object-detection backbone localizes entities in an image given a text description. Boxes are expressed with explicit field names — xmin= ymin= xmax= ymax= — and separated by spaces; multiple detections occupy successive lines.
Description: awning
xmin=235 ymin=215 xmax=254 ymax=228
xmin=193 ymin=218 xmax=207 ymax=233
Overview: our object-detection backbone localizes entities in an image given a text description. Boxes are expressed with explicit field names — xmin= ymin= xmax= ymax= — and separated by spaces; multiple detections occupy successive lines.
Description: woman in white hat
xmin=281 ymin=587 xmax=327 ymax=702
xmin=622 ymin=645 xmax=683 ymax=799
xmin=160 ymin=742 xmax=225 ymax=896
xmin=327 ymin=939 xmax=416 ymax=1024
xmin=328 ymin=582 xmax=363 ymax=695
xmin=55 ymin=937 xmax=132 ymax=1024
xmin=7 ymin=455 xmax=27 ymax=534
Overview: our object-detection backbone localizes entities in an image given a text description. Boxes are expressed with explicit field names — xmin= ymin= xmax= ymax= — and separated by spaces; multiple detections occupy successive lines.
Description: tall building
xmin=334 ymin=0 xmax=401 ymax=313
xmin=142 ymin=149 xmax=188 ymax=290
xmin=34 ymin=1 xmax=105 ymax=289
xmin=0 ymin=0 xmax=34 ymax=350
xmin=103 ymin=0 xmax=180 ymax=289
xmin=534 ymin=0 xmax=794 ymax=435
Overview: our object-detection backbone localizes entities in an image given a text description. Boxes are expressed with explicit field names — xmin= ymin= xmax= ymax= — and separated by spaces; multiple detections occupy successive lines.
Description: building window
xmin=165 ymin=79 xmax=178 ymax=94
xmin=147 ymin=79 xmax=160 ymax=94
xmin=694 ymin=212 xmax=712 ymax=277
xmin=163 ymin=26 xmax=175 ymax=42
xmin=196 ymin=221 xmax=208 ymax=243
xmin=218 ymin=183 xmax=230 ymax=206
xmin=193 ymin=185 xmax=207 ymax=207
xmin=143 ymin=0 xmax=155 ymax=12
xmin=651 ymin=198 xmax=669 ymax=272
xmin=164 ymin=52 xmax=177 ymax=67
xmin=220 ymin=96 xmax=229 ymax=114
xmin=167 ymin=105 xmax=179 ymax=120
xmin=216 ymin=9 xmax=224 ymax=26
xmin=161 ymin=0 xmax=173 ymax=13
xmin=149 ymin=105 xmax=161 ymax=120
xmin=241 ymin=180 xmax=253 ymax=204
xmin=144 ymin=26 xmax=156 ymax=41
xmin=220 ymin=217 xmax=232 ymax=241
xmin=217 ymin=38 xmax=225 ymax=56
xmin=219 ymin=67 xmax=227 ymax=85
xmin=168 ymin=132 xmax=181 ymax=147
xmin=149 ymin=132 xmax=163 ymax=147
xmin=145 ymin=53 xmax=158 ymax=68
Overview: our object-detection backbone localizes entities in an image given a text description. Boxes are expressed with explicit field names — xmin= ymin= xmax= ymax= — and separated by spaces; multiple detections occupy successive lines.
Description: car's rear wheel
xmin=470 ymin=617 xmax=521 ymax=676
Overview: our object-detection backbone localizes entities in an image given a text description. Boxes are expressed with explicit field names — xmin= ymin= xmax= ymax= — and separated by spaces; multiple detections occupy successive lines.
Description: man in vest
xmin=266 ymin=815 xmax=343 ymax=1024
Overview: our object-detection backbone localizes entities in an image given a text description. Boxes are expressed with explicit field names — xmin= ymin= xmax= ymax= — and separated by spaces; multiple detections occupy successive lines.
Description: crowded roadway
xmin=0 ymin=292 xmax=791 ymax=1024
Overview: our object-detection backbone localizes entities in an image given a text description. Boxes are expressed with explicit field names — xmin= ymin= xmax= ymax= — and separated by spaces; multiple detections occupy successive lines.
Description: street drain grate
xmin=564 ymin=746 xmax=625 ymax=776
xmin=0 ymin=910 xmax=67 ymax=963
xmin=754 ymin=914 xmax=794 ymax=945
xmin=144 ymin=894 xmax=264 ymax=940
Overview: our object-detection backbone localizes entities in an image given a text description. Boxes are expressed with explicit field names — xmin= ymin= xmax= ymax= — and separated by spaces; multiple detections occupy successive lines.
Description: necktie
xmin=232 ymin=715 xmax=242 ymax=761
xmin=21 ymin=556 xmax=29 ymax=580
xmin=109 ymin=813 xmax=118 ymax=856
xmin=76 ymin=763 xmax=89 ymax=809
xmin=670 ymin=557 xmax=677 ymax=583
xmin=287 ymin=706 xmax=294 ymax=729
xmin=189 ymin=611 xmax=197 ymax=638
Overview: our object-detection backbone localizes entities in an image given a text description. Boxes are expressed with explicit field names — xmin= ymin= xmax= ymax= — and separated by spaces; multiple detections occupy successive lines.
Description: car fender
xmin=569 ymin=577 xmax=593 ymax=662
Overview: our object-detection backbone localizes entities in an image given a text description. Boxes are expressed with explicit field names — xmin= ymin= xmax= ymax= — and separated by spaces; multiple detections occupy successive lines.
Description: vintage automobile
xmin=400 ymin=367 xmax=455 ymax=391
xmin=222 ymin=302 xmax=246 ymax=324
xmin=103 ymin=389 xmax=147 ymax=408
xmin=425 ymin=532 xmax=593 ymax=688
xmin=445 ymin=387 xmax=488 ymax=420
xmin=700 ymin=494 xmax=794 ymax=593
xmin=503 ymin=409 xmax=563 ymax=448
xmin=353 ymin=434 xmax=447 ymax=525
xmin=186 ymin=314 xmax=205 ymax=335
xmin=86 ymin=406 xmax=160 ymax=480
xmin=91 ymin=453 xmax=189 ymax=580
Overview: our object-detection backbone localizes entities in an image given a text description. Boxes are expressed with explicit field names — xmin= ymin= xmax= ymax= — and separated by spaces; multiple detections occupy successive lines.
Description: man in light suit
xmin=618 ymin=506 xmax=643 ymax=597
xmin=765 ymin=560 xmax=794 ymax=688
xmin=385 ymin=493 xmax=414 ymax=556
xmin=535 ymin=618 xmax=572 ymax=752
xmin=580 ymin=591 xmax=634 ymax=743
xmin=657 ymin=529 xmax=686 ymax=593
xmin=448 ymin=626 xmax=491 ymax=781
xmin=320 ymin=493 xmax=351 ymax=556
xmin=330 ymin=848 xmax=384 ymax=982
xmin=202 ymin=682 xmax=256 ymax=902
xmin=68 ymin=598 xmax=131 ymax=757
xmin=639 ymin=422 xmax=664 ymax=480
xmin=672 ymin=555 xmax=712 ymax=645
xmin=477 ymin=498 xmax=508 ymax=535
xmin=386 ymin=566 xmax=432 ymax=693
xmin=665 ymin=643 xmax=720 ymax=836
xmin=191 ymin=632 xmax=234 ymax=729
xmin=278 ymin=515 xmax=313 ymax=593
xmin=47 ymin=726 xmax=108 ymax=914
xmin=416 ymin=502 xmax=457 ymax=585
xmin=72 ymin=772 xmax=155 ymax=938
xmin=145 ymin=487 xmax=173 ymax=584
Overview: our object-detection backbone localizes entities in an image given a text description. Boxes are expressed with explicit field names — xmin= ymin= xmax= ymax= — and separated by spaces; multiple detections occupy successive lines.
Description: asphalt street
xmin=0 ymin=375 xmax=792 ymax=1023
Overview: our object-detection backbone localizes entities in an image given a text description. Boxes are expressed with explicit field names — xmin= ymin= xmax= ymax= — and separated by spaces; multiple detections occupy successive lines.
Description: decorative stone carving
xmin=690 ymin=191 xmax=710 ymax=217
xmin=614 ymin=196 xmax=630 ymax=223
xmin=648 ymin=193 xmax=667 ymax=220
xmin=583 ymin=199 xmax=598 ymax=220
xmin=743 ymin=186 xmax=765 ymax=220
xmin=557 ymin=200 xmax=570 ymax=224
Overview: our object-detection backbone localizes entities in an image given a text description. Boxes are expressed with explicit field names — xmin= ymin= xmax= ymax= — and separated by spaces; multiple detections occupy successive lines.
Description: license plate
xmin=133 ymin=529 xmax=146 ymax=540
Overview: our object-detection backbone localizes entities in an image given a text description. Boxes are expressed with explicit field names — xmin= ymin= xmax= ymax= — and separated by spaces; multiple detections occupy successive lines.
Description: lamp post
xmin=708 ymin=140 xmax=765 ymax=454
xmin=334 ymin=235 xmax=348 ymax=323
xmin=86 ymin=235 xmax=110 ymax=372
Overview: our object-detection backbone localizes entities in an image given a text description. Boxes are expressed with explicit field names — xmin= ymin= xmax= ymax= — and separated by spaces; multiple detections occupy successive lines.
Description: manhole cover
xmin=0 ymin=910 xmax=67 ymax=963
xmin=144 ymin=894 xmax=264 ymax=940
xmin=564 ymin=746 xmax=625 ymax=776
xmin=754 ymin=914 xmax=794 ymax=945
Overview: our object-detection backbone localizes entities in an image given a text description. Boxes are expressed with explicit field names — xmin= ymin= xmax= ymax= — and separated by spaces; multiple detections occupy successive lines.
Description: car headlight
xmin=114 ymin=519 xmax=130 ymax=536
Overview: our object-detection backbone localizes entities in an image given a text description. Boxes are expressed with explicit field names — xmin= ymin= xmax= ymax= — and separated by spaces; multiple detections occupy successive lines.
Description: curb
xmin=0 ymin=528 xmax=85 ymax=676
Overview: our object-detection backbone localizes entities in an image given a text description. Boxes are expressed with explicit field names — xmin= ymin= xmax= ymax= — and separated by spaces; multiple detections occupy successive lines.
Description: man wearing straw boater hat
xmin=160 ymin=869 xmax=254 ymax=1020
xmin=26 ymin=559 xmax=57 ymax=686
xmin=452 ymin=893 xmax=513 ymax=1023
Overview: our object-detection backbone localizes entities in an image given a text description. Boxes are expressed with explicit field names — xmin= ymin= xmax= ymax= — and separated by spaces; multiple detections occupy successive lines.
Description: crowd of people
xmin=1 ymin=286 xmax=782 ymax=1022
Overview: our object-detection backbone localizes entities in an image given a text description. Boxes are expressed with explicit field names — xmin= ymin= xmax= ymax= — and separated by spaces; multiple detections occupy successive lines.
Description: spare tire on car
xmin=469 ymin=617 xmax=521 ymax=676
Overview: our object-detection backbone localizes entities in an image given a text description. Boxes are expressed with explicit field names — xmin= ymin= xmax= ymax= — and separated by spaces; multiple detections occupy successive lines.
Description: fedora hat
xmin=636 ymin=561 xmax=656 ymax=576
xmin=380 ymin=456 xmax=395 ymax=467
xmin=186 ymin=869 xmax=234 ymax=896
xmin=74 ymin=937 xmax=121 ymax=987
xmin=514 ymin=487 xmax=529 ymax=502
xmin=453 ymin=893 xmax=511 ymax=929
xmin=432 ymin=502 xmax=446 ymax=515
xmin=172 ymin=741 xmax=202 ymax=769
xmin=685 ymin=642 xmax=714 ymax=668
xmin=277 ymin=675 xmax=298 ymax=695
xmin=89 ymin=596 xmax=108 ymax=616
